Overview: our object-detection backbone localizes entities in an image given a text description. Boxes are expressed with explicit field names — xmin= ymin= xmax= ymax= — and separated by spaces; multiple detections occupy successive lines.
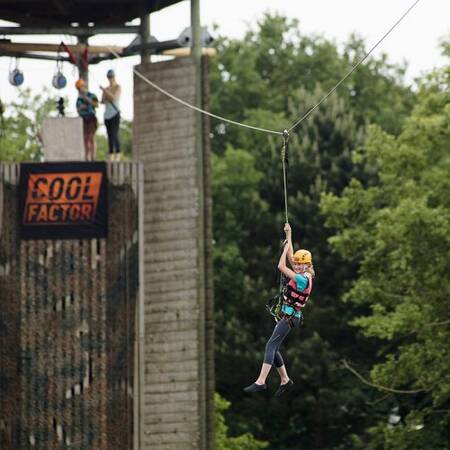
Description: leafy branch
xmin=341 ymin=359 xmax=429 ymax=394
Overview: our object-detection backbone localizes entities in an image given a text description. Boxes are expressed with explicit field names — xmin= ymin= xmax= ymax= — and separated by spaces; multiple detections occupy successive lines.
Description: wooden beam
xmin=0 ymin=42 xmax=123 ymax=54
xmin=0 ymin=50 xmax=70 ymax=62
xmin=162 ymin=47 xmax=216 ymax=57
xmin=0 ymin=26 xmax=140 ymax=35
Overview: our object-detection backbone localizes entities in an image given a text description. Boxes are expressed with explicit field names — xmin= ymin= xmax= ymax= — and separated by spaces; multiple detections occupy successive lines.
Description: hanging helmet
xmin=293 ymin=249 xmax=312 ymax=264
xmin=52 ymin=72 xmax=67 ymax=89
xmin=9 ymin=69 xmax=24 ymax=86
xmin=75 ymin=79 xmax=85 ymax=90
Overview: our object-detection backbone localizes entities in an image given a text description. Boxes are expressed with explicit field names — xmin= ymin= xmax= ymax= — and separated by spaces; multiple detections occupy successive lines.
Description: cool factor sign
xmin=19 ymin=162 xmax=108 ymax=239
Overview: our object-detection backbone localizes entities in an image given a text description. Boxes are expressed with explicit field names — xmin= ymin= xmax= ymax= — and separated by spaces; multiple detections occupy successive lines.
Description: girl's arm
xmin=278 ymin=242 xmax=297 ymax=281
xmin=284 ymin=223 xmax=294 ymax=267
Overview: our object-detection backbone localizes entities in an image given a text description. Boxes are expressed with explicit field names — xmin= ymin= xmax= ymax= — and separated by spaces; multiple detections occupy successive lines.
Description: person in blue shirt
xmin=75 ymin=79 xmax=99 ymax=161
xmin=244 ymin=223 xmax=315 ymax=397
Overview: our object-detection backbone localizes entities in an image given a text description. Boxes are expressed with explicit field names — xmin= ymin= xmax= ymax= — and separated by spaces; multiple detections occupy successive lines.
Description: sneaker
xmin=274 ymin=379 xmax=294 ymax=397
xmin=243 ymin=383 xmax=267 ymax=394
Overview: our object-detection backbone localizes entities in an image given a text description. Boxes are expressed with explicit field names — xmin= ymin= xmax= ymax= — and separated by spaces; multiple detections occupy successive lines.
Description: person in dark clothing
xmin=101 ymin=69 xmax=122 ymax=161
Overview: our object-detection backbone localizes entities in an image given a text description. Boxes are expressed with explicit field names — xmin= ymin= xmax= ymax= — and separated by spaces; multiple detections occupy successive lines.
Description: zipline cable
xmin=287 ymin=0 xmax=422 ymax=133
xmin=281 ymin=130 xmax=289 ymax=223
xmin=282 ymin=0 xmax=421 ymax=223
xmin=105 ymin=0 xmax=422 ymax=138
xmin=104 ymin=0 xmax=422 ymax=225
xmin=106 ymin=48 xmax=282 ymax=136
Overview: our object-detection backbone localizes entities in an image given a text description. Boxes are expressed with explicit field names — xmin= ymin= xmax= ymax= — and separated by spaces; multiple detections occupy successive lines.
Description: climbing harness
xmin=266 ymin=243 xmax=289 ymax=321
xmin=266 ymin=289 xmax=305 ymax=329
xmin=280 ymin=305 xmax=303 ymax=329
xmin=266 ymin=293 xmax=282 ymax=320
xmin=275 ymin=275 xmax=312 ymax=328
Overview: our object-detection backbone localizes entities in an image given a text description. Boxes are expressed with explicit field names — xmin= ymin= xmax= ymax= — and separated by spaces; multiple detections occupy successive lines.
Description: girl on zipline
xmin=244 ymin=223 xmax=315 ymax=397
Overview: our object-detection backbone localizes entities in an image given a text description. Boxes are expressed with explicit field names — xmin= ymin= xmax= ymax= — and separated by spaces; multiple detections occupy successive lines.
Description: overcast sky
xmin=0 ymin=0 xmax=448 ymax=122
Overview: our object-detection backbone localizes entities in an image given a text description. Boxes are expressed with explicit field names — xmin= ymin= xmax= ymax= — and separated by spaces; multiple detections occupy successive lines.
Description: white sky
xmin=0 ymin=0 xmax=448 ymax=122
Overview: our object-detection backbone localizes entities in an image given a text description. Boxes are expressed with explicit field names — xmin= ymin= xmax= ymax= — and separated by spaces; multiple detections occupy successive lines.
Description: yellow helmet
xmin=293 ymin=249 xmax=312 ymax=264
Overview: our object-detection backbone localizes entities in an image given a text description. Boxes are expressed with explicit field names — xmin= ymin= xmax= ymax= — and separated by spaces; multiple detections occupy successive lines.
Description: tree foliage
xmin=215 ymin=393 xmax=269 ymax=450
xmin=209 ymin=13 xmax=432 ymax=450
xmin=0 ymin=89 xmax=132 ymax=162
xmin=0 ymin=88 xmax=56 ymax=161
xmin=1 ymin=14 xmax=447 ymax=450
xmin=321 ymin=64 xmax=450 ymax=449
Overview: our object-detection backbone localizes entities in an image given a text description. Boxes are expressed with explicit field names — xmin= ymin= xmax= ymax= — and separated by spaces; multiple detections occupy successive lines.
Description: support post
xmin=77 ymin=35 xmax=89 ymax=83
xmin=133 ymin=55 xmax=214 ymax=450
xmin=191 ymin=0 xmax=202 ymax=62
xmin=140 ymin=13 xmax=151 ymax=63
xmin=136 ymin=163 xmax=145 ymax=450
xmin=191 ymin=1 xmax=209 ymax=449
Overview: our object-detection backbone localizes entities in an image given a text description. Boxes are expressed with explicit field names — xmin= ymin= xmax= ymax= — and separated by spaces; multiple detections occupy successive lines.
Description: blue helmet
xmin=106 ymin=69 xmax=115 ymax=78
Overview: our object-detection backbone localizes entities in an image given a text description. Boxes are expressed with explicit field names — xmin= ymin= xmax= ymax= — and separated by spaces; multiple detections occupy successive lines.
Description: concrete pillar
xmin=133 ymin=56 xmax=214 ymax=450
xmin=189 ymin=2 xmax=209 ymax=450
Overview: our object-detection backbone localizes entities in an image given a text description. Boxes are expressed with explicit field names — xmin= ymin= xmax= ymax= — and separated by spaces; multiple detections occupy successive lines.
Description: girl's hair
xmin=304 ymin=264 xmax=316 ymax=278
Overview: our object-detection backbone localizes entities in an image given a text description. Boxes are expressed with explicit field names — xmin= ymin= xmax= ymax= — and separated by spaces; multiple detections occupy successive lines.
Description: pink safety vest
xmin=283 ymin=272 xmax=313 ymax=310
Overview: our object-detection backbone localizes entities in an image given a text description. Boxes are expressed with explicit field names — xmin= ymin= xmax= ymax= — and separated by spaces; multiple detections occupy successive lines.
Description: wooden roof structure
xmin=0 ymin=0 xmax=183 ymax=27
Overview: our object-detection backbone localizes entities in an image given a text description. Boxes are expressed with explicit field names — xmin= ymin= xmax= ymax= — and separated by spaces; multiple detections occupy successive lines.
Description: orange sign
xmin=24 ymin=172 xmax=103 ymax=225
xmin=19 ymin=162 xmax=108 ymax=240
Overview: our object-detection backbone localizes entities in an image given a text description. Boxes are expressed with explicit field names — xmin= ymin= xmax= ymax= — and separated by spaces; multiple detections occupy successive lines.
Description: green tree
xmin=215 ymin=393 xmax=269 ymax=450
xmin=210 ymin=14 xmax=413 ymax=152
xmin=210 ymin=13 xmax=417 ymax=450
xmin=0 ymin=88 xmax=57 ymax=161
xmin=321 ymin=63 xmax=450 ymax=449
xmin=0 ymin=88 xmax=132 ymax=162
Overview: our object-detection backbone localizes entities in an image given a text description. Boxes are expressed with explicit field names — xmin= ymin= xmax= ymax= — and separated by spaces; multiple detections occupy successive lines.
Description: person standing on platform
xmin=75 ymin=79 xmax=99 ymax=161
xmin=101 ymin=69 xmax=122 ymax=161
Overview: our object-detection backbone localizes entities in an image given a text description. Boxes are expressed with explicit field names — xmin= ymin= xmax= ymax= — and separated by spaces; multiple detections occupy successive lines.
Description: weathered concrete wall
xmin=133 ymin=57 xmax=214 ymax=450
xmin=0 ymin=162 xmax=143 ymax=450
xmin=41 ymin=117 xmax=84 ymax=161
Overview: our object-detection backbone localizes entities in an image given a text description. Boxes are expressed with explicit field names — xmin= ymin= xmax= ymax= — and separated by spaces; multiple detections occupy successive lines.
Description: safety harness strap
xmin=283 ymin=283 xmax=308 ymax=309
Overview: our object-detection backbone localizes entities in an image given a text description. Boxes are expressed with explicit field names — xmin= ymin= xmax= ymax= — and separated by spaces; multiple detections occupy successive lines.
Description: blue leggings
xmin=263 ymin=316 xmax=300 ymax=367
